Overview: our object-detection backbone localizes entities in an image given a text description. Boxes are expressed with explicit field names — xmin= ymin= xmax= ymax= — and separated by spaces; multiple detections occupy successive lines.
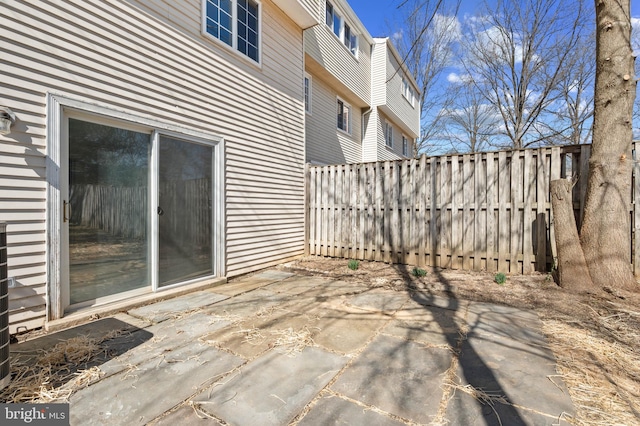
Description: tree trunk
xmin=550 ymin=180 xmax=596 ymax=292
xmin=579 ymin=0 xmax=637 ymax=292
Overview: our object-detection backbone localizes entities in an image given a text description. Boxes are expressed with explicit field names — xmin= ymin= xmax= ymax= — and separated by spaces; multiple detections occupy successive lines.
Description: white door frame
xmin=46 ymin=94 xmax=225 ymax=321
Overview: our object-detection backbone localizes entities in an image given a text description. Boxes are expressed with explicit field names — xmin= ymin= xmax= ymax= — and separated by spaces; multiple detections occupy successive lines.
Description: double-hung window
xmin=337 ymin=98 xmax=350 ymax=133
xmin=402 ymin=135 xmax=408 ymax=156
xmin=204 ymin=0 xmax=260 ymax=63
xmin=385 ymin=122 xmax=393 ymax=147
xmin=402 ymin=77 xmax=416 ymax=107
xmin=326 ymin=1 xmax=358 ymax=57
xmin=344 ymin=24 xmax=358 ymax=55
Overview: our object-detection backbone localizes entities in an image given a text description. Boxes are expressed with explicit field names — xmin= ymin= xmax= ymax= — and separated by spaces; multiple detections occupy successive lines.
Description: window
xmin=205 ymin=0 xmax=260 ymax=63
xmin=402 ymin=135 xmax=408 ymax=156
xmin=325 ymin=1 xmax=333 ymax=27
xmin=402 ymin=77 xmax=416 ymax=107
xmin=325 ymin=1 xmax=358 ymax=57
xmin=344 ymin=23 xmax=358 ymax=55
xmin=385 ymin=122 xmax=393 ymax=147
xmin=304 ymin=74 xmax=312 ymax=114
xmin=333 ymin=12 xmax=342 ymax=38
xmin=337 ymin=98 xmax=350 ymax=133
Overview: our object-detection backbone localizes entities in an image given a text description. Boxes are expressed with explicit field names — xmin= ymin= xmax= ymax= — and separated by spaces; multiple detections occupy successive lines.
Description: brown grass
xmin=1 ymin=334 xmax=115 ymax=403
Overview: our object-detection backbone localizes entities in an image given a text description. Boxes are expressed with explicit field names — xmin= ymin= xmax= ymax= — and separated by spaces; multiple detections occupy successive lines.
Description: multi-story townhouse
xmin=0 ymin=0 xmax=420 ymax=334
xmin=0 ymin=0 xmax=318 ymax=333
xmin=304 ymin=0 xmax=421 ymax=165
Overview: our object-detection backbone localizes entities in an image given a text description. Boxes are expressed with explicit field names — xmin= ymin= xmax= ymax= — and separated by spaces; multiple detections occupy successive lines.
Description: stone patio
xmin=10 ymin=269 xmax=575 ymax=425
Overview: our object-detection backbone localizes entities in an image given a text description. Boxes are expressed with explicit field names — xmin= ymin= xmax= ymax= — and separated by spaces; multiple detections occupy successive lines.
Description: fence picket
xmin=305 ymin=144 xmax=639 ymax=275
xmin=486 ymin=152 xmax=496 ymax=272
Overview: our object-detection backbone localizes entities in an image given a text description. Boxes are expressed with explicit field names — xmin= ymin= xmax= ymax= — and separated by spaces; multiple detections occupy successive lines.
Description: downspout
xmin=362 ymin=107 xmax=372 ymax=160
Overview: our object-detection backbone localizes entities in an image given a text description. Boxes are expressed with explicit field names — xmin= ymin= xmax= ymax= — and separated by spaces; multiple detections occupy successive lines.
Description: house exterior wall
xmin=305 ymin=72 xmax=362 ymax=164
xmin=0 ymin=0 xmax=307 ymax=332
xmin=303 ymin=3 xmax=371 ymax=107
xmin=377 ymin=114 xmax=413 ymax=160
xmin=305 ymin=18 xmax=421 ymax=166
xmin=370 ymin=41 xmax=387 ymax=107
xmin=383 ymin=41 xmax=421 ymax=138
xmin=362 ymin=108 xmax=383 ymax=163
xmin=298 ymin=0 xmax=322 ymax=22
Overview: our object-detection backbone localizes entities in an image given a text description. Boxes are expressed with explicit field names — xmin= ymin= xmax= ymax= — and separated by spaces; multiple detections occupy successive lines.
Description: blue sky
xmin=348 ymin=0 xmax=640 ymax=38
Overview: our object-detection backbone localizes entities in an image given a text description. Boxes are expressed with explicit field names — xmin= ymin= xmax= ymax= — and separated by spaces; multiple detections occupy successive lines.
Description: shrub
xmin=347 ymin=259 xmax=359 ymax=270
xmin=494 ymin=272 xmax=507 ymax=285
xmin=412 ymin=267 xmax=427 ymax=277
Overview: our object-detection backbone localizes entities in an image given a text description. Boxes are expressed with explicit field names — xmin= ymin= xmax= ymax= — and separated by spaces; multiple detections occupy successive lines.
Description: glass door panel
xmin=158 ymin=136 xmax=213 ymax=287
xmin=68 ymin=119 xmax=150 ymax=304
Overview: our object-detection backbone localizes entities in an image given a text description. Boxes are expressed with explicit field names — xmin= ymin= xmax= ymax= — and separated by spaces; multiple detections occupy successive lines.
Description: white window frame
xmin=402 ymin=135 xmax=408 ymax=156
xmin=385 ymin=121 xmax=393 ymax=148
xmin=325 ymin=1 xmax=358 ymax=58
xmin=402 ymin=77 xmax=416 ymax=107
xmin=337 ymin=97 xmax=351 ymax=134
xmin=304 ymin=73 xmax=312 ymax=114
xmin=202 ymin=0 xmax=262 ymax=65
xmin=46 ymin=93 xmax=225 ymax=320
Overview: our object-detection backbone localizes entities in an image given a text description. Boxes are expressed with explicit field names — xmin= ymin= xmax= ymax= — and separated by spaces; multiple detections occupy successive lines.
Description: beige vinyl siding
xmin=370 ymin=40 xmax=387 ymax=107
xmin=298 ymin=0 xmax=322 ymax=22
xmin=304 ymin=20 xmax=371 ymax=106
xmin=377 ymin=114 xmax=407 ymax=161
xmin=1 ymin=0 xmax=305 ymax=332
xmin=361 ymin=108 xmax=380 ymax=163
xmin=305 ymin=73 xmax=362 ymax=164
xmin=384 ymin=43 xmax=421 ymax=138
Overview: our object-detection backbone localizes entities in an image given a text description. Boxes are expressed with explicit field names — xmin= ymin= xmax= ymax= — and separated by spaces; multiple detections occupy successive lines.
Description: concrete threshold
xmin=44 ymin=277 xmax=227 ymax=333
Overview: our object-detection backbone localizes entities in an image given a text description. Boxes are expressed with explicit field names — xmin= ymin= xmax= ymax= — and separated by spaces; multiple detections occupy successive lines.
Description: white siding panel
xmin=371 ymin=41 xmax=387 ymax=107
xmin=298 ymin=0 xmax=321 ymax=22
xmin=304 ymin=24 xmax=371 ymax=106
xmin=385 ymin=45 xmax=421 ymax=137
xmin=305 ymin=72 xmax=361 ymax=164
xmin=377 ymin=113 xmax=405 ymax=161
xmin=362 ymin=108 xmax=380 ymax=163
xmin=1 ymin=0 xmax=307 ymax=331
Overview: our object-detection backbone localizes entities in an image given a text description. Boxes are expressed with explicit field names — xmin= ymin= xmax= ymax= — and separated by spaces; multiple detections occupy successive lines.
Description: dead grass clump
xmin=270 ymin=327 xmax=316 ymax=356
xmin=0 ymin=333 xmax=121 ymax=403
xmin=543 ymin=318 xmax=640 ymax=426
xmin=210 ymin=310 xmax=244 ymax=326
xmin=36 ymin=366 xmax=104 ymax=403
xmin=37 ymin=336 xmax=102 ymax=366
xmin=442 ymin=373 xmax=514 ymax=426
xmin=232 ymin=327 xmax=266 ymax=346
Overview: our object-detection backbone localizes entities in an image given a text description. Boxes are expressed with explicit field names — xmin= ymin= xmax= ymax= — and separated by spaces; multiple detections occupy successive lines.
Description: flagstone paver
xmin=331 ymin=334 xmax=453 ymax=424
xmin=70 ymin=342 xmax=243 ymax=425
xmin=193 ymin=346 xmax=348 ymax=426
xmin=11 ymin=268 xmax=576 ymax=426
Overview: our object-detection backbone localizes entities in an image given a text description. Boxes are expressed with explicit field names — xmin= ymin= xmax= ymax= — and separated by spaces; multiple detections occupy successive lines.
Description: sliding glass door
xmin=158 ymin=136 xmax=213 ymax=287
xmin=64 ymin=116 xmax=216 ymax=308
xmin=67 ymin=118 xmax=150 ymax=304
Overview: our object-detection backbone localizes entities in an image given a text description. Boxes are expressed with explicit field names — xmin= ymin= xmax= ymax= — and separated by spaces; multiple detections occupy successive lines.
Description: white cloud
xmin=447 ymin=73 xmax=462 ymax=83
xmin=447 ymin=72 xmax=477 ymax=84
xmin=632 ymin=17 xmax=640 ymax=55
xmin=430 ymin=13 xmax=461 ymax=42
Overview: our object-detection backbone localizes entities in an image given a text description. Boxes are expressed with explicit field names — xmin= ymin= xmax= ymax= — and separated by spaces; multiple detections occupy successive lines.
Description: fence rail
xmin=306 ymin=143 xmax=640 ymax=275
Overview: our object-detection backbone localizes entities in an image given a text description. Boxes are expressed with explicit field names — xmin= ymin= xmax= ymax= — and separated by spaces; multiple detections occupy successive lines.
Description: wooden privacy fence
xmin=306 ymin=143 xmax=640 ymax=275
xmin=70 ymin=178 xmax=211 ymax=248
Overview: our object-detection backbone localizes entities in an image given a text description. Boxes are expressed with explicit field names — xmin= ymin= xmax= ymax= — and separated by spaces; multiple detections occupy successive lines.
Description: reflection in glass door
xmin=68 ymin=119 xmax=150 ymax=304
xmin=158 ymin=136 xmax=213 ymax=287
